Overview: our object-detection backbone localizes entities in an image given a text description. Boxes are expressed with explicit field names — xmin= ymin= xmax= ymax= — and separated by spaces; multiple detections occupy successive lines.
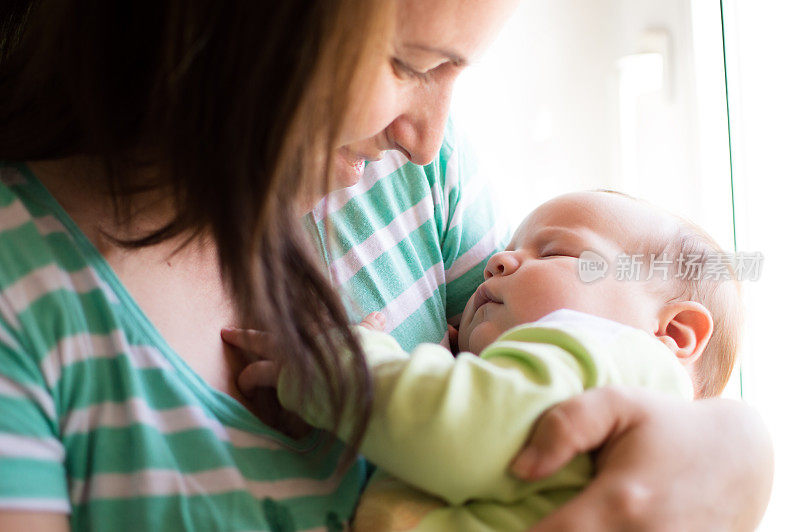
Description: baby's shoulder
xmin=491 ymin=310 xmax=694 ymax=398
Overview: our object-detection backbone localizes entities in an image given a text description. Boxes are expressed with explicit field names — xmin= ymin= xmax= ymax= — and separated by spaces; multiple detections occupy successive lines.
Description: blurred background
xmin=451 ymin=0 xmax=800 ymax=529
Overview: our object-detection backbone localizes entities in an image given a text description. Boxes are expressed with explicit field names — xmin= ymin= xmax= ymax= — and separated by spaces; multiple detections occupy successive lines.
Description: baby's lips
xmin=473 ymin=282 xmax=502 ymax=313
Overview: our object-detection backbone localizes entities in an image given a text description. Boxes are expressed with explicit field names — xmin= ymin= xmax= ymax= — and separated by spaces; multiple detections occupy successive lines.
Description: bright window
xmin=453 ymin=1 xmax=796 ymax=528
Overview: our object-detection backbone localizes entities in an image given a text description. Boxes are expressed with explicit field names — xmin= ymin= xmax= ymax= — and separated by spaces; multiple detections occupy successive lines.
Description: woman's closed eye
xmin=391 ymin=57 xmax=432 ymax=81
xmin=391 ymin=57 xmax=460 ymax=83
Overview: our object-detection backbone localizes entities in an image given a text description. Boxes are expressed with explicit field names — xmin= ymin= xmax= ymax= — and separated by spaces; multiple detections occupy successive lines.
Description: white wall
xmin=723 ymin=1 xmax=800 ymax=530
xmin=452 ymin=1 xmax=800 ymax=528
xmin=452 ymin=0 xmax=733 ymax=246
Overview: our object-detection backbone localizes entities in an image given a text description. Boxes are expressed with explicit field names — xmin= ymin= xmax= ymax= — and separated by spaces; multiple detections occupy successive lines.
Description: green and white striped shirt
xmin=0 ymin=124 xmax=504 ymax=530
xmin=0 ymin=163 xmax=362 ymax=531
xmin=309 ymin=121 xmax=505 ymax=350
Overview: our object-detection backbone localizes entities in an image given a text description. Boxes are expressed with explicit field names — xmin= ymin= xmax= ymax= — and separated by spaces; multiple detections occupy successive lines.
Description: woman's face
xmin=333 ymin=0 xmax=520 ymax=188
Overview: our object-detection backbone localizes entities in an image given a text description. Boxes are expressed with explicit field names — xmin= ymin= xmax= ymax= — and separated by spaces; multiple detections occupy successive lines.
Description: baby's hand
xmin=359 ymin=311 xmax=386 ymax=332
xmin=223 ymin=312 xmax=384 ymax=394
xmin=447 ymin=324 xmax=459 ymax=355
xmin=222 ymin=327 xmax=312 ymax=438
xmin=221 ymin=328 xmax=282 ymax=392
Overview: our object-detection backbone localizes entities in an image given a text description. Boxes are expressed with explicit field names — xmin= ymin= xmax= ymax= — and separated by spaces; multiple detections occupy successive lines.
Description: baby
xmin=225 ymin=190 xmax=743 ymax=531
xmin=456 ymin=189 xmax=741 ymax=399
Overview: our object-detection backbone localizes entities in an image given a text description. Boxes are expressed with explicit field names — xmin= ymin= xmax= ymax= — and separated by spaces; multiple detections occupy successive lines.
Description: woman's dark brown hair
xmin=0 ymin=1 xmax=394 ymax=459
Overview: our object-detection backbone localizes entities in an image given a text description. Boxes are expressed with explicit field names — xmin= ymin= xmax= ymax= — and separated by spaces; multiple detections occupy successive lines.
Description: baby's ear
xmin=655 ymin=301 xmax=714 ymax=365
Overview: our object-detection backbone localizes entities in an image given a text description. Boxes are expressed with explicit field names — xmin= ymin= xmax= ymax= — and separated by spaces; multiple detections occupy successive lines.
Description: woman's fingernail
xmin=511 ymin=449 xmax=537 ymax=478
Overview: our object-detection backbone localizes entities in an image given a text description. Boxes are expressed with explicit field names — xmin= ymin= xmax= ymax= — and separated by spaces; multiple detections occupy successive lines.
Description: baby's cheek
xmin=511 ymin=287 xmax=570 ymax=323
xmin=466 ymin=320 xmax=505 ymax=354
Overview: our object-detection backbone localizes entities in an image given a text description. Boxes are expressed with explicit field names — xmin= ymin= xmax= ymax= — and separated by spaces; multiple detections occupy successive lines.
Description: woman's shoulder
xmin=0 ymin=164 xmax=116 ymax=351
xmin=0 ymin=164 xmax=63 ymax=283
xmin=0 ymin=164 xmax=85 ymax=288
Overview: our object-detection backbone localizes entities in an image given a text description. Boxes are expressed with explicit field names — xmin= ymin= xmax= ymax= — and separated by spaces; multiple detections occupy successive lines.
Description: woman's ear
xmin=655 ymin=301 xmax=714 ymax=365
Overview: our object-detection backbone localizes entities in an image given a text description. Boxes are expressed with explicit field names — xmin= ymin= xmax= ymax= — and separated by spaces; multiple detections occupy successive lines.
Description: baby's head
xmin=458 ymin=191 xmax=743 ymax=398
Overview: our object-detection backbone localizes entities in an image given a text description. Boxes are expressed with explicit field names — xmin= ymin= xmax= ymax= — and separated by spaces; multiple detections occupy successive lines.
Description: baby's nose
xmin=484 ymin=252 xmax=521 ymax=279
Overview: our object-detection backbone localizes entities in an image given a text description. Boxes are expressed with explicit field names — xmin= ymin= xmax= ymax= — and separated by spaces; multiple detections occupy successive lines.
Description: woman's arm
xmin=512 ymin=387 xmax=773 ymax=531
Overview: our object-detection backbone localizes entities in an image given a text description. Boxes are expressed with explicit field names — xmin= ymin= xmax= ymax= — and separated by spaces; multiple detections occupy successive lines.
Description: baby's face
xmin=459 ymin=192 xmax=676 ymax=353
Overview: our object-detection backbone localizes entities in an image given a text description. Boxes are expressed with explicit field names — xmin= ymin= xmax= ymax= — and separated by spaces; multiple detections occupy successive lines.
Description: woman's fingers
xmin=512 ymin=386 xmax=638 ymax=480
xmin=530 ymin=471 xmax=647 ymax=532
xmin=521 ymin=388 xmax=773 ymax=531
xmin=237 ymin=360 xmax=281 ymax=396
xmin=359 ymin=312 xmax=386 ymax=331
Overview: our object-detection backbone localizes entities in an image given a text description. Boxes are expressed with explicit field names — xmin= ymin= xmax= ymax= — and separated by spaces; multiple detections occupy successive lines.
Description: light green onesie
xmin=278 ymin=310 xmax=695 ymax=531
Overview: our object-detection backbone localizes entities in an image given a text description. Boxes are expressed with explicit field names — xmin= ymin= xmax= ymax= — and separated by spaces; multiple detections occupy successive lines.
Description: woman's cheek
xmin=339 ymin=64 xmax=404 ymax=147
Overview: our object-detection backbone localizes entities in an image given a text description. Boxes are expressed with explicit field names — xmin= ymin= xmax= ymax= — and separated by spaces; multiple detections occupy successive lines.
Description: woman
xmin=0 ymin=1 xmax=771 ymax=531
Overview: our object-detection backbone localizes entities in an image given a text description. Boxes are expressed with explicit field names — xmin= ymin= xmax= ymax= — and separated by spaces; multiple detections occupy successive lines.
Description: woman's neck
xmin=27 ymin=156 xmax=180 ymax=250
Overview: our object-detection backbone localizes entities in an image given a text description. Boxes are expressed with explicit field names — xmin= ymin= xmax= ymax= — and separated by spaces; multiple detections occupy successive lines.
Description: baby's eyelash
xmin=539 ymin=246 xmax=577 ymax=258
xmin=541 ymin=253 xmax=574 ymax=258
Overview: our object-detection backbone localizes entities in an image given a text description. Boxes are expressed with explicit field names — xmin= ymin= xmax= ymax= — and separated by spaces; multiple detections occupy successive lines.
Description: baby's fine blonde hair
xmin=596 ymin=190 xmax=743 ymax=398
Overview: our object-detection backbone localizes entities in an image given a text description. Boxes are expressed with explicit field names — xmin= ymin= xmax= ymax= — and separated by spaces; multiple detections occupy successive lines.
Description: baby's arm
xmin=226 ymin=311 xmax=692 ymax=507
xmin=278 ymin=312 xmax=692 ymax=506
xmin=262 ymin=326 xmax=586 ymax=504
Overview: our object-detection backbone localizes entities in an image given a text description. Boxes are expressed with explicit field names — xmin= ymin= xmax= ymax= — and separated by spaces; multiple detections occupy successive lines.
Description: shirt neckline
xmin=14 ymin=162 xmax=321 ymax=452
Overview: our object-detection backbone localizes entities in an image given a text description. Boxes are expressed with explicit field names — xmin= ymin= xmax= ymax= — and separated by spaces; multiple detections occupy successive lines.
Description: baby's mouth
xmin=472 ymin=283 xmax=502 ymax=313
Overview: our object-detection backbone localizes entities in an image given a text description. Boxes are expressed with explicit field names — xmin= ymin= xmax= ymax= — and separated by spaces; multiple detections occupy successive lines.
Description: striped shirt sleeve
xmin=438 ymin=123 xmax=509 ymax=322
xmin=0 ymin=310 xmax=69 ymax=513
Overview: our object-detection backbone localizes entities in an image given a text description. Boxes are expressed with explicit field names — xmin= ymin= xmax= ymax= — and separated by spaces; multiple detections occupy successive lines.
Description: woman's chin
xmin=295 ymin=152 xmax=367 ymax=214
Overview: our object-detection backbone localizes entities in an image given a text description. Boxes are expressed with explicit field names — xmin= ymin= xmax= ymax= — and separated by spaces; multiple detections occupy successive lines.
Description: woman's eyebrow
xmin=402 ymin=43 xmax=469 ymax=66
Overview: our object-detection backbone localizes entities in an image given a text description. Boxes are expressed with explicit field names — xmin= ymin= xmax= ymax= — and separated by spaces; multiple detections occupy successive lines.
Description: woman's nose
xmin=484 ymin=252 xmax=521 ymax=279
xmin=389 ymin=78 xmax=457 ymax=166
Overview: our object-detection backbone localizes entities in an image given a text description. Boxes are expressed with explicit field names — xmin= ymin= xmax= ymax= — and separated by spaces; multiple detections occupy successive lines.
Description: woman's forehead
xmin=396 ymin=0 xmax=520 ymax=61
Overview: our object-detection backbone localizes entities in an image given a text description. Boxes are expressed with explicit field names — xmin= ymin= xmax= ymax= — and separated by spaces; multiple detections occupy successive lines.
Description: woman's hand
xmin=511 ymin=386 xmax=773 ymax=531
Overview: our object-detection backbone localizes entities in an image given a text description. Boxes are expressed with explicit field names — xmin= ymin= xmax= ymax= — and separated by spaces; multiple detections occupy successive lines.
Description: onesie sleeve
xmin=279 ymin=312 xmax=692 ymax=507
xmin=435 ymin=121 xmax=509 ymax=323
xmin=348 ymin=330 xmax=592 ymax=505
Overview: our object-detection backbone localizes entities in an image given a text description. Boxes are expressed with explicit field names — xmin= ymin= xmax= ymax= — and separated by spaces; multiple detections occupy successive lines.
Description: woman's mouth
xmin=334 ymin=148 xmax=367 ymax=188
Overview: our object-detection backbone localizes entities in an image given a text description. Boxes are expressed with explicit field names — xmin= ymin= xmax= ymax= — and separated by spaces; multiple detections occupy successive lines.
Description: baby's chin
xmin=460 ymin=321 xmax=504 ymax=354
